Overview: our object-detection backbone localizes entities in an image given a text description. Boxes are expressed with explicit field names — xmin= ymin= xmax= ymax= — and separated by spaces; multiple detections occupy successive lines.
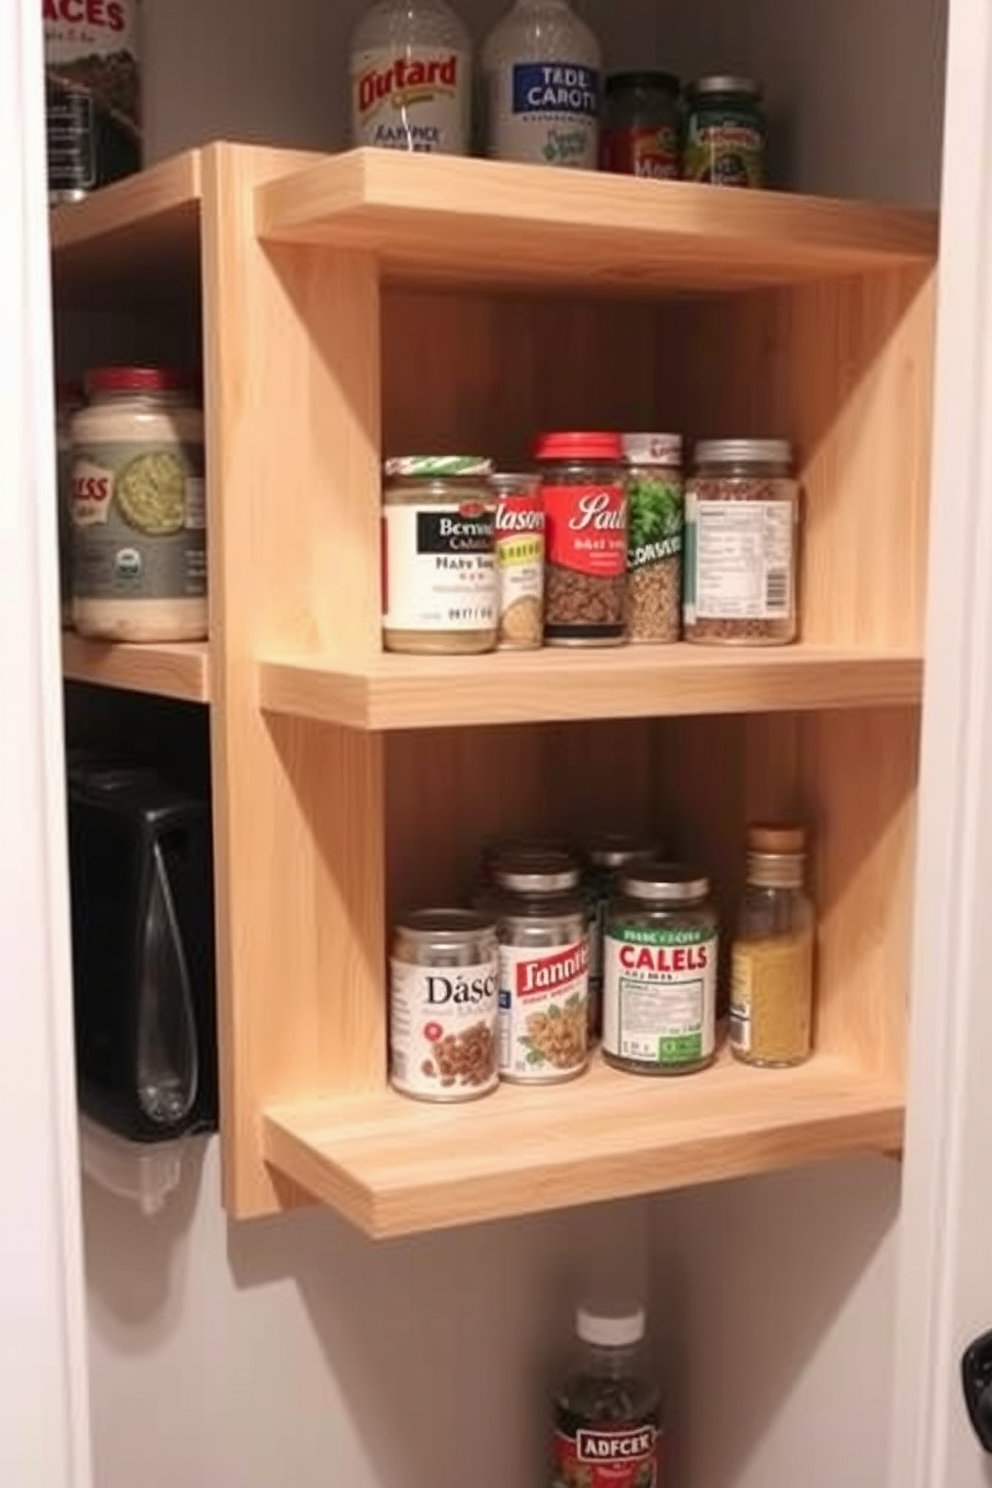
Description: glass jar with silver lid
xmin=603 ymin=860 xmax=718 ymax=1076
xmin=389 ymin=910 xmax=499 ymax=1102
xmin=684 ymin=438 xmax=800 ymax=646
xmin=493 ymin=851 xmax=590 ymax=1085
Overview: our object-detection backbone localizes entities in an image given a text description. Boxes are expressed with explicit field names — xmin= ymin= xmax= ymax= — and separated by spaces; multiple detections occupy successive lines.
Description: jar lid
xmin=694 ymin=438 xmax=793 ymax=467
xmin=384 ymin=456 xmax=494 ymax=478
xmin=577 ymin=1307 xmax=646 ymax=1348
xmin=689 ymin=75 xmax=763 ymax=99
xmin=534 ymin=432 xmax=623 ymax=463
xmin=587 ymin=833 xmax=660 ymax=870
xmin=398 ymin=909 xmax=497 ymax=942
xmin=84 ymin=366 xmax=192 ymax=395
xmin=747 ymin=822 xmax=807 ymax=855
xmin=620 ymin=859 xmax=710 ymax=902
xmin=622 ymin=433 xmax=682 ymax=467
xmin=605 ymin=71 xmax=681 ymax=96
xmin=494 ymin=851 xmax=581 ymax=895
xmin=484 ymin=834 xmax=576 ymax=866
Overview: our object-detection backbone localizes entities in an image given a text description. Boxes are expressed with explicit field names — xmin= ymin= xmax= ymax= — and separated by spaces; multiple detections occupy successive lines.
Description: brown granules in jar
xmin=684 ymin=439 xmax=800 ymax=646
xmin=623 ymin=433 xmax=684 ymax=644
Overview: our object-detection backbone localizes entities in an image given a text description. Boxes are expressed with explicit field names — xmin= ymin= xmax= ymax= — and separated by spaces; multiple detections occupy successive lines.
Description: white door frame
xmin=888 ymin=0 xmax=992 ymax=1480
xmin=0 ymin=1 xmax=92 ymax=1484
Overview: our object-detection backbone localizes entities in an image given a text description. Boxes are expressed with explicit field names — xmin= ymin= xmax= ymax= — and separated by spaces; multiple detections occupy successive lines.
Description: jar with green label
xmin=603 ymin=860 xmax=718 ymax=1075
xmin=683 ymin=76 xmax=766 ymax=188
xmin=622 ymin=432 xmax=683 ymax=643
xmin=71 ymin=367 xmax=206 ymax=643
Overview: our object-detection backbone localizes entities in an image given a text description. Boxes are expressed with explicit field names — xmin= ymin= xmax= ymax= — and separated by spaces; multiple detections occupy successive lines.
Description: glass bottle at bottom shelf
xmin=730 ymin=823 xmax=815 ymax=1067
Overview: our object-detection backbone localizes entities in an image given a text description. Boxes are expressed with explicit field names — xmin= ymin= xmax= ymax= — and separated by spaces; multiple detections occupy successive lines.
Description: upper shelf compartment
xmin=255 ymin=148 xmax=938 ymax=294
xmin=49 ymin=148 xmax=203 ymax=307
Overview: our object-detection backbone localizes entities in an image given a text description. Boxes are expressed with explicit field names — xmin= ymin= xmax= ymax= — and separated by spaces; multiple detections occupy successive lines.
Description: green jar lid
xmin=384 ymin=456 xmax=494 ymax=478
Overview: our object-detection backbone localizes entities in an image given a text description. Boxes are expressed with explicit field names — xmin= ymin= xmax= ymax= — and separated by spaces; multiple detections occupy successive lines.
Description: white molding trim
xmin=0 ymin=1 xmax=92 ymax=1484
xmin=888 ymin=0 xmax=992 ymax=1481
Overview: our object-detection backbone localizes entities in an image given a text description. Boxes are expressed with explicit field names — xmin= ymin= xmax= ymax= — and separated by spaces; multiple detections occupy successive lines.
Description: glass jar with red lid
xmin=535 ymin=431 xmax=627 ymax=646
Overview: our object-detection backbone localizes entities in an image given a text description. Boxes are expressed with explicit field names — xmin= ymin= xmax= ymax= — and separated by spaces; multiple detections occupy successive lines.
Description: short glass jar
xmin=71 ymin=367 xmax=206 ymax=643
xmin=730 ymin=824 xmax=815 ymax=1067
xmin=535 ymin=431 xmax=627 ymax=647
xmin=381 ymin=456 xmax=497 ymax=655
xmin=601 ymin=71 xmax=681 ymax=179
xmin=683 ymin=75 xmax=766 ymax=188
xmin=493 ymin=851 xmax=590 ymax=1085
xmin=684 ymin=439 xmax=800 ymax=646
xmin=623 ymin=432 xmax=684 ymax=644
xmin=603 ymin=860 xmax=718 ymax=1076
xmin=584 ymin=833 xmax=661 ymax=1044
xmin=492 ymin=471 xmax=545 ymax=650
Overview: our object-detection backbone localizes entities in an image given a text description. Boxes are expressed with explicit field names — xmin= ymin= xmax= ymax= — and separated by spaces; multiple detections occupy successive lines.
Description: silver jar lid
xmin=694 ymin=438 xmax=792 ymax=468
xmin=396 ymin=909 xmax=496 ymax=942
xmin=621 ymin=433 xmax=682 ymax=468
xmin=689 ymin=76 xmax=763 ymax=99
xmin=587 ymin=833 xmax=660 ymax=870
xmin=620 ymin=860 xmax=711 ymax=903
xmin=495 ymin=851 xmax=581 ymax=896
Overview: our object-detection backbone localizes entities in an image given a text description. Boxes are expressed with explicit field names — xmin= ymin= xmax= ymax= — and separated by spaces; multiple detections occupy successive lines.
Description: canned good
xmin=683 ymin=76 xmax=766 ymax=188
xmin=536 ymin=431 xmax=627 ymax=647
xmin=601 ymin=71 xmax=681 ymax=179
xmin=603 ymin=860 xmax=718 ymax=1075
xmin=381 ymin=456 xmax=497 ymax=654
xmin=45 ymin=0 xmax=142 ymax=204
xmin=389 ymin=910 xmax=500 ymax=1102
xmin=584 ymin=833 xmax=661 ymax=1042
xmin=623 ymin=433 xmax=684 ymax=644
xmin=494 ymin=852 xmax=590 ymax=1084
xmin=492 ymin=473 xmax=545 ymax=649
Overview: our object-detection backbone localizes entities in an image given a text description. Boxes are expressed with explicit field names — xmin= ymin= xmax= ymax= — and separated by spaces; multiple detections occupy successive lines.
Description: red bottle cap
xmin=84 ymin=366 xmax=194 ymax=395
xmin=534 ymin=431 xmax=623 ymax=462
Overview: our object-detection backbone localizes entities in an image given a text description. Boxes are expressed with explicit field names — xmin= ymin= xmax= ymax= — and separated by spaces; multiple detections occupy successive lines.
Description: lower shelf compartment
xmin=262 ymin=1049 xmax=904 ymax=1239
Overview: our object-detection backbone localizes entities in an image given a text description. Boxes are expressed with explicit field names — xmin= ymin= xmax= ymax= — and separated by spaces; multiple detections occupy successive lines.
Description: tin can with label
xmin=390 ymin=910 xmax=500 ymax=1102
xmin=495 ymin=852 xmax=590 ymax=1084
xmin=492 ymin=472 xmax=545 ymax=650
xmin=603 ymin=860 xmax=718 ymax=1075
xmin=536 ymin=431 xmax=627 ymax=646
xmin=381 ymin=456 xmax=498 ymax=654
xmin=45 ymin=0 xmax=142 ymax=204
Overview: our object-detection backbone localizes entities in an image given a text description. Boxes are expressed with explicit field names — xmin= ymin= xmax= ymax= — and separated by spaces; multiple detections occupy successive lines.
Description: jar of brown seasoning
xmin=684 ymin=439 xmax=799 ymax=645
xmin=536 ymin=431 xmax=627 ymax=646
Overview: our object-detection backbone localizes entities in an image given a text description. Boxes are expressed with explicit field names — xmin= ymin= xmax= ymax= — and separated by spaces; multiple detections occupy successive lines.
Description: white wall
xmin=80 ymin=0 xmax=945 ymax=1484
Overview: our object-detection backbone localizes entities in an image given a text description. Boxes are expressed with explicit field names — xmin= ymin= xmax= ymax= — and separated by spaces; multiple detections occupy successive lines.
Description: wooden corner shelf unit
xmin=53 ymin=143 xmax=936 ymax=1238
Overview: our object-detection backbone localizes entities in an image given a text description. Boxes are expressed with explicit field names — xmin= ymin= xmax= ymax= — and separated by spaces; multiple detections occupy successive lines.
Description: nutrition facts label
xmin=688 ymin=498 xmax=794 ymax=621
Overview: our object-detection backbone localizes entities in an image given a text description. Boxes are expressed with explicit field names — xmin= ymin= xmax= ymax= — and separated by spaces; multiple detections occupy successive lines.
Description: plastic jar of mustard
xmin=71 ymin=367 xmax=206 ymax=643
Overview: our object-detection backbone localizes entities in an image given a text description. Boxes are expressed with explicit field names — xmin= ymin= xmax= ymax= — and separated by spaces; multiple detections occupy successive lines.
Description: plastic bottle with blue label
xmin=482 ymin=0 xmax=602 ymax=169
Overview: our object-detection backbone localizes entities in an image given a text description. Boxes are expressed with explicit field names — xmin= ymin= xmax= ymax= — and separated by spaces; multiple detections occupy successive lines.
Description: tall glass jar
xmin=71 ymin=368 xmax=206 ymax=643
xmin=730 ymin=824 xmax=815 ymax=1067
xmin=684 ymin=438 xmax=800 ymax=646
xmin=536 ymin=431 xmax=627 ymax=646
xmin=552 ymin=1307 xmax=664 ymax=1488
xmin=349 ymin=0 xmax=472 ymax=155
xmin=483 ymin=0 xmax=602 ymax=169
xmin=623 ymin=432 xmax=684 ymax=643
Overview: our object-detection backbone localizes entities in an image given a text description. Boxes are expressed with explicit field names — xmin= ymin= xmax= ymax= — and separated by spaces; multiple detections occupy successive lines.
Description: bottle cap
xmin=747 ymin=823 xmax=807 ymax=855
xmin=577 ymin=1307 xmax=646 ymax=1348
xmin=535 ymin=431 xmax=623 ymax=463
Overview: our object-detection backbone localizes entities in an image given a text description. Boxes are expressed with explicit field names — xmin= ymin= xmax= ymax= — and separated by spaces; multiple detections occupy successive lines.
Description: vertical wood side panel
xmin=201 ymin=144 xmax=386 ymax=1217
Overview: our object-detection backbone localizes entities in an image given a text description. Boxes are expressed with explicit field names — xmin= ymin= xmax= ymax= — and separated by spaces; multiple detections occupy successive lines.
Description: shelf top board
xmin=49 ymin=149 xmax=203 ymax=308
xmin=256 ymin=148 xmax=939 ymax=294
xmin=258 ymin=645 xmax=924 ymax=732
xmin=263 ymin=1053 xmax=904 ymax=1238
xmin=62 ymin=634 xmax=211 ymax=704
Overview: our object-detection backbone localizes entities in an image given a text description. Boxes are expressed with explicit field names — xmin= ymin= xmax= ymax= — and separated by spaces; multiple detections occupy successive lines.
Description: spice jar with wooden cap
xmin=730 ymin=824 xmax=815 ymax=1067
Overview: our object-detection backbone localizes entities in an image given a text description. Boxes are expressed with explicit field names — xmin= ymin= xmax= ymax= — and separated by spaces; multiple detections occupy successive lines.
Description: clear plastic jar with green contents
xmin=381 ymin=456 xmax=497 ymax=654
xmin=603 ymin=860 xmax=718 ymax=1075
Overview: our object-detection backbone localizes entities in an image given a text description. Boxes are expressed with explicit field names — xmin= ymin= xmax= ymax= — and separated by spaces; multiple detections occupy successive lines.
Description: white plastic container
xmin=350 ymin=0 xmax=472 ymax=155
xmin=71 ymin=367 xmax=207 ymax=643
xmin=482 ymin=0 xmax=602 ymax=168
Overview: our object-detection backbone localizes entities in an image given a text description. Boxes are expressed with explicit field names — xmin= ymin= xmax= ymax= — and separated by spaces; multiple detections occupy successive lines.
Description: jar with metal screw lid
xmin=381 ymin=456 xmax=497 ymax=654
xmin=494 ymin=851 xmax=590 ymax=1084
xmin=536 ymin=431 xmax=628 ymax=646
xmin=623 ymin=432 xmax=684 ymax=644
xmin=684 ymin=439 xmax=800 ymax=646
xmin=601 ymin=71 xmax=681 ymax=179
xmin=492 ymin=471 xmax=546 ymax=650
xmin=730 ymin=824 xmax=815 ymax=1067
xmin=603 ymin=859 xmax=718 ymax=1075
xmin=584 ymin=832 xmax=661 ymax=1044
xmin=683 ymin=76 xmax=766 ymax=188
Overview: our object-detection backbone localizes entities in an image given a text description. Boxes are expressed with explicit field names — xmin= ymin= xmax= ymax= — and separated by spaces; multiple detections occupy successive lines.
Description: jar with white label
xmin=494 ymin=851 xmax=590 ymax=1084
xmin=390 ymin=910 xmax=500 ymax=1102
xmin=482 ymin=0 xmax=602 ymax=169
xmin=350 ymin=0 xmax=472 ymax=155
xmin=71 ymin=367 xmax=206 ymax=643
xmin=382 ymin=456 xmax=498 ymax=654
xmin=684 ymin=439 xmax=800 ymax=645
xmin=603 ymin=860 xmax=718 ymax=1076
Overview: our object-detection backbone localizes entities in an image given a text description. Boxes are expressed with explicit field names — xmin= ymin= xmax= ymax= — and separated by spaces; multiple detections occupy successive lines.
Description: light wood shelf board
xmin=263 ymin=1051 xmax=904 ymax=1238
xmin=49 ymin=148 xmax=203 ymax=306
xmin=62 ymin=633 xmax=211 ymax=702
xmin=256 ymin=150 xmax=938 ymax=294
xmin=258 ymin=646 xmax=924 ymax=731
